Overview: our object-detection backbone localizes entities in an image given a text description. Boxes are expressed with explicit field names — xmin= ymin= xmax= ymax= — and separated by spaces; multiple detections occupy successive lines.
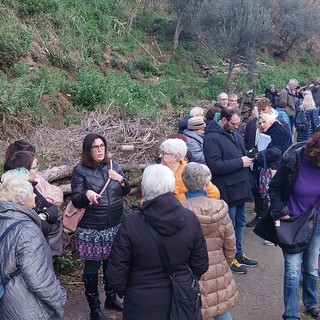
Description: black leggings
xmin=84 ymin=260 xmax=108 ymax=275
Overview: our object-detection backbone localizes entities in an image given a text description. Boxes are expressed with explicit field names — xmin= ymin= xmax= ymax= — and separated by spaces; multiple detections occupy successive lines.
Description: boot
xmin=84 ymin=274 xmax=109 ymax=320
xmin=246 ymin=214 xmax=262 ymax=227
xmin=103 ymin=261 xmax=124 ymax=311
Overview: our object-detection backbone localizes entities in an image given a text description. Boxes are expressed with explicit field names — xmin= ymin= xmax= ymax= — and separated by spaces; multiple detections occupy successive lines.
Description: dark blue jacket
xmin=203 ymin=121 xmax=253 ymax=207
xmin=71 ymin=160 xmax=131 ymax=229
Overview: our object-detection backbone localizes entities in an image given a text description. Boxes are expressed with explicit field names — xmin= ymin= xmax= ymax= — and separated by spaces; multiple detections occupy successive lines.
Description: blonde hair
xmin=0 ymin=168 xmax=33 ymax=203
xmin=259 ymin=113 xmax=276 ymax=126
xmin=301 ymin=91 xmax=316 ymax=111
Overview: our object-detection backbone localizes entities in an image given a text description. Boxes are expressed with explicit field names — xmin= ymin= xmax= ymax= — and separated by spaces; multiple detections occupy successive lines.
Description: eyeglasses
xmin=91 ymin=144 xmax=105 ymax=151
xmin=30 ymin=165 xmax=39 ymax=170
xmin=159 ymin=151 xmax=175 ymax=158
xmin=228 ymin=120 xmax=241 ymax=126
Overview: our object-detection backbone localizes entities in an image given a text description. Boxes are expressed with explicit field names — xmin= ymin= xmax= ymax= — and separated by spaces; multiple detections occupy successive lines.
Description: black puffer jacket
xmin=71 ymin=160 xmax=131 ymax=230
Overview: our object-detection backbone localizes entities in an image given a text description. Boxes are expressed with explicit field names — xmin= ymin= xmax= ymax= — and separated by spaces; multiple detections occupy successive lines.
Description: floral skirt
xmin=74 ymin=224 xmax=120 ymax=261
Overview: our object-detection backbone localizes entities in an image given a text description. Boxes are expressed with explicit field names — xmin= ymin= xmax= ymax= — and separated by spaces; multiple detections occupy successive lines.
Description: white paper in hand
xmin=257 ymin=133 xmax=271 ymax=151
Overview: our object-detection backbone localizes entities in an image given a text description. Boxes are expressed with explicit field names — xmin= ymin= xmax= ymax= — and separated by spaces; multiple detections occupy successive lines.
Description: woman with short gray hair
xmin=0 ymin=168 xmax=66 ymax=320
xmin=107 ymin=164 xmax=209 ymax=320
xmin=182 ymin=162 xmax=238 ymax=320
xmin=159 ymin=138 xmax=220 ymax=201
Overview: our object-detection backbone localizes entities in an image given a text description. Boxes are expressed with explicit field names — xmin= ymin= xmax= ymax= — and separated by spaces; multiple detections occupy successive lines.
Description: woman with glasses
xmin=71 ymin=133 xmax=131 ymax=320
xmin=4 ymin=151 xmax=60 ymax=246
xmin=159 ymin=138 xmax=220 ymax=201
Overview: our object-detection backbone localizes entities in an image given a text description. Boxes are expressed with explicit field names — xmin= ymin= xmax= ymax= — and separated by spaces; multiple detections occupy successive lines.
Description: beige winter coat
xmin=182 ymin=196 xmax=238 ymax=319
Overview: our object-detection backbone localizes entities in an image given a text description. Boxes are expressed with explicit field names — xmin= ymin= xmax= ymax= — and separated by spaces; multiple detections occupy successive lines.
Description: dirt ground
xmin=61 ymin=207 xmax=312 ymax=320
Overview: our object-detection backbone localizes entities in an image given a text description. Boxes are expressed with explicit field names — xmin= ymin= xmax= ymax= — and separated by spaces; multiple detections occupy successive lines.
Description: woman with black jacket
xmin=106 ymin=164 xmax=208 ymax=320
xmin=71 ymin=133 xmax=131 ymax=320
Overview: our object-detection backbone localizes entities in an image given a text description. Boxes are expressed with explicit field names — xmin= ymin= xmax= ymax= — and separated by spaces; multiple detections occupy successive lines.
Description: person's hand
xmin=280 ymin=215 xmax=290 ymax=220
xmin=241 ymin=156 xmax=253 ymax=168
xmin=108 ymin=169 xmax=124 ymax=184
xmin=86 ymin=190 xmax=102 ymax=204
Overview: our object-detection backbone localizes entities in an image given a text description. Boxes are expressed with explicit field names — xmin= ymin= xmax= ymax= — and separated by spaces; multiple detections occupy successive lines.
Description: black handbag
xmin=141 ymin=214 xmax=202 ymax=320
xmin=275 ymin=196 xmax=320 ymax=254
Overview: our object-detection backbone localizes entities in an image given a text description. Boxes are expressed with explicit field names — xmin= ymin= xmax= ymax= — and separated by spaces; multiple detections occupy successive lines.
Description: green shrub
xmin=54 ymin=250 xmax=80 ymax=274
xmin=0 ymin=36 xmax=23 ymax=71
xmin=16 ymin=0 xmax=59 ymax=17
xmin=74 ymin=69 xmax=107 ymax=110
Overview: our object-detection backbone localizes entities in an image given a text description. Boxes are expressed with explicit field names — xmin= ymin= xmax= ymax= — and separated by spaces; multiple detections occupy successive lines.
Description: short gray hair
xmin=288 ymin=79 xmax=298 ymax=85
xmin=142 ymin=164 xmax=175 ymax=200
xmin=182 ymin=162 xmax=212 ymax=192
xmin=160 ymin=138 xmax=187 ymax=161
xmin=189 ymin=107 xmax=204 ymax=117
xmin=0 ymin=168 xmax=33 ymax=203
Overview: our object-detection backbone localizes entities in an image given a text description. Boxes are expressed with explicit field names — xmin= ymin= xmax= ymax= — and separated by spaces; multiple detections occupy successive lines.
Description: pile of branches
xmin=31 ymin=109 xmax=176 ymax=169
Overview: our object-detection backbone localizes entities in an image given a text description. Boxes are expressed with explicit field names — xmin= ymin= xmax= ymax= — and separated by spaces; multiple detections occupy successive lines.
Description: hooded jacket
xmin=71 ymin=159 xmax=131 ymax=229
xmin=107 ymin=192 xmax=209 ymax=320
xmin=182 ymin=194 xmax=238 ymax=319
xmin=0 ymin=202 xmax=66 ymax=320
xmin=204 ymin=121 xmax=253 ymax=207
xmin=183 ymin=129 xmax=205 ymax=164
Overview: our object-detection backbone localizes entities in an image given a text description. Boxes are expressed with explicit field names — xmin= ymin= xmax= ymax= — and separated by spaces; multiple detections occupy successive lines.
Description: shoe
xmin=236 ymin=253 xmax=258 ymax=268
xmin=246 ymin=216 xmax=261 ymax=227
xmin=306 ymin=307 xmax=320 ymax=319
xmin=263 ymin=240 xmax=275 ymax=246
xmin=230 ymin=259 xmax=247 ymax=274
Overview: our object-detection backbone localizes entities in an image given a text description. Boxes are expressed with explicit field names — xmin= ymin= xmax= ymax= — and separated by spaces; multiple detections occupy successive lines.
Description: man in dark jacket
xmin=204 ymin=106 xmax=257 ymax=275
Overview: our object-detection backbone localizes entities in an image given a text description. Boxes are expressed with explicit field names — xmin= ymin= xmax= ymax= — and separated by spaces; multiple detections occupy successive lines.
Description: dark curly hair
xmin=305 ymin=132 xmax=320 ymax=166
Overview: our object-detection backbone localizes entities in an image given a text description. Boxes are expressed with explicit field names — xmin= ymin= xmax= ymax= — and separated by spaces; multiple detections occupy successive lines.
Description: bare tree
xmin=271 ymin=0 xmax=320 ymax=56
xmin=197 ymin=0 xmax=272 ymax=88
xmin=167 ymin=0 xmax=203 ymax=50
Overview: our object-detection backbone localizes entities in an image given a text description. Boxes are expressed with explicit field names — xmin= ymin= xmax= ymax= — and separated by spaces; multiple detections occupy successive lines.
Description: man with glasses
xmin=204 ymin=106 xmax=258 ymax=274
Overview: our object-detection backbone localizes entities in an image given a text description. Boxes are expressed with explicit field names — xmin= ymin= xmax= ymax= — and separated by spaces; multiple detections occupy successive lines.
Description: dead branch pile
xmin=31 ymin=109 xmax=176 ymax=169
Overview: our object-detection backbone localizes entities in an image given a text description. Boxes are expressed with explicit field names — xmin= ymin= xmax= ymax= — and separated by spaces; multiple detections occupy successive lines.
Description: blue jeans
xmin=228 ymin=203 xmax=246 ymax=257
xmin=282 ymin=221 xmax=320 ymax=320
xmin=212 ymin=311 xmax=233 ymax=320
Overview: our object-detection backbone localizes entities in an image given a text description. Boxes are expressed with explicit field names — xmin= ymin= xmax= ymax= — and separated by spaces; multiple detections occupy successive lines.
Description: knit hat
xmin=187 ymin=116 xmax=206 ymax=131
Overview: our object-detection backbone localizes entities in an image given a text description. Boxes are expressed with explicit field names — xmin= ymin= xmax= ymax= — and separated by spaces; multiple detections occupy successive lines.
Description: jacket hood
xmin=0 ymin=201 xmax=41 ymax=227
xmin=139 ymin=192 xmax=186 ymax=236
xmin=205 ymin=119 xmax=225 ymax=135
xmin=183 ymin=129 xmax=204 ymax=141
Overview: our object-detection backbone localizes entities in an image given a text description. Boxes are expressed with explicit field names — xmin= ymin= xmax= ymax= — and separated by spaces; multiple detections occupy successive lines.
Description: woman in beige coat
xmin=182 ymin=162 xmax=238 ymax=320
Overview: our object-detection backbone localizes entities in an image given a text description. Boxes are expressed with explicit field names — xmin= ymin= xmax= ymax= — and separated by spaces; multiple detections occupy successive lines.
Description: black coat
xmin=106 ymin=192 xmax=209 ymax=320
xmin=203 ymin=121 xmax=253 ymax=207
xmin=71 ymin=160 xmax=131 ymax=229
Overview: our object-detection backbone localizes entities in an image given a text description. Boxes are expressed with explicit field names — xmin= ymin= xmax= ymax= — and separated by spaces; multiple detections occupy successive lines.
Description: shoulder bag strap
xmin=141 ymin=214 xmax=174 ymax=278
xmin=315 ymin=195 xmax=320 ymax=210
xmin=98 ymin=160 xmax=113 ymax=196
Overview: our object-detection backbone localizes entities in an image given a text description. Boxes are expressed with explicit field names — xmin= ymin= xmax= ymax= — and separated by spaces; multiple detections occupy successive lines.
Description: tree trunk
xmin=224 ymin=59 xmax=236 ymax=90
xmin=173 ymin=13 xmax=185 ymax=50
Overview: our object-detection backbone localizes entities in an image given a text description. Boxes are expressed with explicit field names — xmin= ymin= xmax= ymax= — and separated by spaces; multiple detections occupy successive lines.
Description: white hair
xmin=189 ymin=107 xmax=204 ymax=117
xmin=288 ymin=79 xmax=298 ymax=85
xmin=0 ymin=168 xmax=33 ymax=203
xmin=160 ymin=138 xmax=187 ymax=161
xmin=142 ymin=164 xmax=175 ymax=200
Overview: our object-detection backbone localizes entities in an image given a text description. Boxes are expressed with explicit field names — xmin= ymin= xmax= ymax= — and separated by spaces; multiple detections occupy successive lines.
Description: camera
xmin=247 ymin=147 xmax=259 ymax=159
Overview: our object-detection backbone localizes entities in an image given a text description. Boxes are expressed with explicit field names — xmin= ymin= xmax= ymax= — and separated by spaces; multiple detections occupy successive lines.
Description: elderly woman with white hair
xmin=107 ymin=164 xmax=209 ymax=320
xmin=182 ymin=162 xmax=238 ymax=320
xmin=159 ymin=138 xmax=220 ymax=201
xmin=0 ymin=168 xmax=66 ymax=320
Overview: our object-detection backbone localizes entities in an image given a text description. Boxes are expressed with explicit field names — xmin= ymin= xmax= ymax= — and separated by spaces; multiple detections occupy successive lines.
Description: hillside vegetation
xmin=0 ymin=0 xmax=320 ymax=137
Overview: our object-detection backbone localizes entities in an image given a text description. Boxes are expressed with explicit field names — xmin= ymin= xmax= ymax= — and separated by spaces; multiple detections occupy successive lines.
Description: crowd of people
xmin=0 ymin=78 xmax=320 ymax=320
